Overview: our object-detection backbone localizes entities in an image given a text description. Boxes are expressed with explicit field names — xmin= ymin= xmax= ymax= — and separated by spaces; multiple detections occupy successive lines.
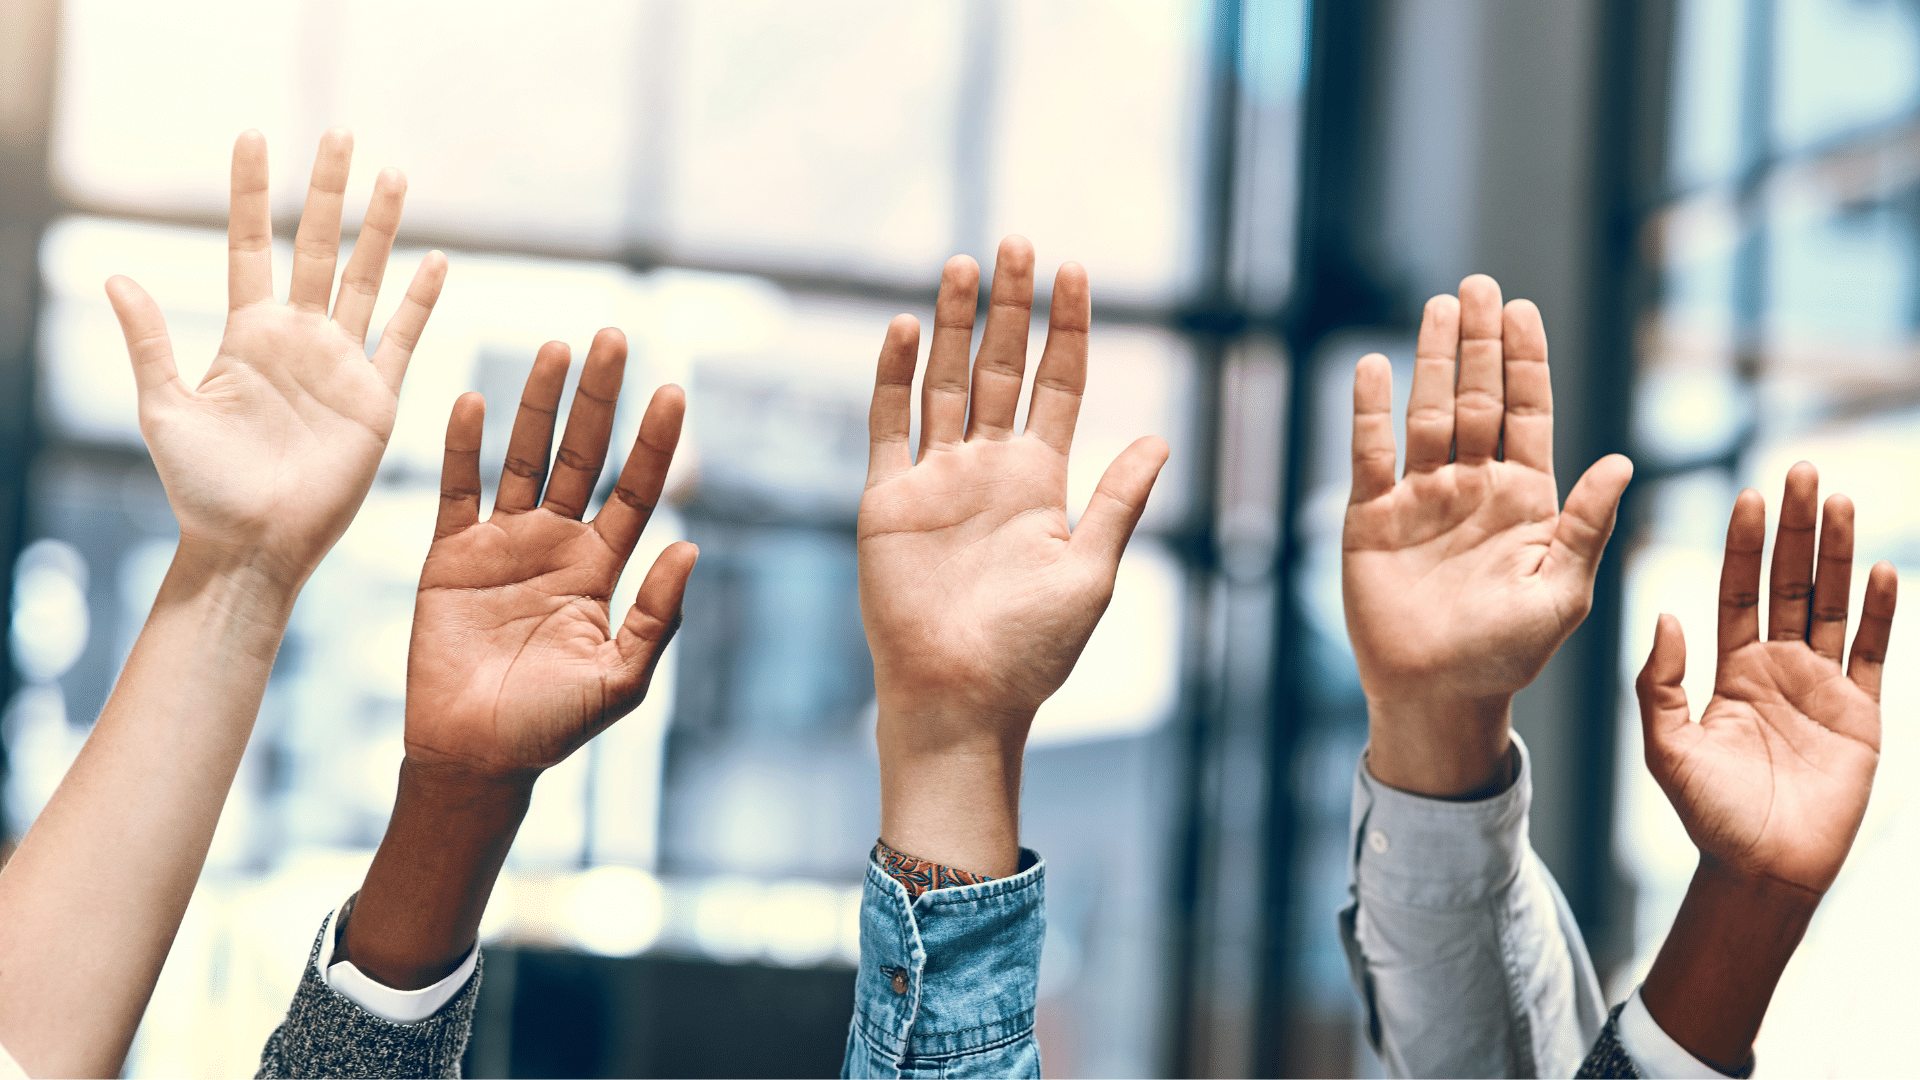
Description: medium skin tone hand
xmin=862 ymin=236 xmax=1169 ymax=878
xmin=1638 ymin=464 xmax=1896 ymax=1073
xmin=0 ymin=129 xmax=444 ymax=1077
xmin=1344 ymin=275 xmax=1633 ymax=797
xmin=337 ymin=330 xmax=696 ymax=990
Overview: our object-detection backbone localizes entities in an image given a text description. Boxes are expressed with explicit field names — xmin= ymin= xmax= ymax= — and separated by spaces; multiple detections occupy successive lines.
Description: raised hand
xmin=1634 ymin=464 xmax=1896 ymax=1073
xmin=860 ymin=235 xmax=1168 ymax=876
xmin=336 ymin=330 xmax=696 ymax=993
xmin=1639 ymin=464 xmax=1897 ymax=894
xmin=405 ymin=330 xmax=698 ymax=777
xmin=1343 ymin=274 xmax=1633 ymax=796
xmin=105 ymin=128 xmax=446 ymax=587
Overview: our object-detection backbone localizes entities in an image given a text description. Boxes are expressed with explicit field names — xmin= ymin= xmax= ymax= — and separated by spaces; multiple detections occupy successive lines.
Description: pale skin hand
xmin=1343 ymin=274 xmax=1633 ymax=797
xmin=1637 ymin=464 xmax=1897 ymax=1071
xmin=115 ymin=127 xmax=448 ymax=591
xmin=862 ymin=235 xmax=1168 ymax=878
xmin=339 ymin=330 xmax=697 ymax=989
xmin=0 ymin=128 xmax=443 ymax=1077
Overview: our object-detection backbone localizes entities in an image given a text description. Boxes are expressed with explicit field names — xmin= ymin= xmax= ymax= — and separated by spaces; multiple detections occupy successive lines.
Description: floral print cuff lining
xmin=872 ymin=838 xmax=996 ymax=898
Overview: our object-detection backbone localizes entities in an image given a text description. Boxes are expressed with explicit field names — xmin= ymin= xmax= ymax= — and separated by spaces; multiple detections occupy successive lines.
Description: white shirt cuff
xmin=1618 ymin=984 xmax=1731 ymax=1079
xmin=316 ymin=899 xmax=478 ymax=1025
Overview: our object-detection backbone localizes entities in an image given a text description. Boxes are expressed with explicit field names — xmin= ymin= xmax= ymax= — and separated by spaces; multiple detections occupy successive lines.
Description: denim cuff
xmin=1350 ymin=732 xmax=1534 ymax=909
xmin=851 ymin=847 xmax=1044 ymax=1063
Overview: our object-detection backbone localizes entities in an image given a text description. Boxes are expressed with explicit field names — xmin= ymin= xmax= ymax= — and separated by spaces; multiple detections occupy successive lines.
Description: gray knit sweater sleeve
xmin=1574 ymin=1003 xmax=1642 ymax=1079
xmin=255 ymin=920 xmax=481 ymax=1079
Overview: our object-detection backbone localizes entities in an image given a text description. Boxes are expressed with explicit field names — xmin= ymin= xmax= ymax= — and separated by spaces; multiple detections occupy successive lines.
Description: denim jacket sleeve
xmin=842 ymin=849 xmax=1045 ymax=1079
xmin=1338 ymin=733 xmax=1609 ymax=1078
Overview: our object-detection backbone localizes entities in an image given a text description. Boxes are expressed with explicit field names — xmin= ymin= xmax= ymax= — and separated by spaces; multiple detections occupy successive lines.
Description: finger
xmin=1847 ymin=560 xmax=1897 ymax=702
xmin=287 ymin=126 xmax=354 ymax=314
xmin=1349 ymin=353 xmax=1397 ymax=504
xmin=542 ymin=328 xmax=627 ymax=519
xmin=1069 ymin=436 xmax=1170 ymax=569
xmin=1717 ymin=488 xmax=1767 ymax=662
xmin=493 ymin=341 xmax=569 ymax=515
xmin=228 ymin=129 xmax=273 ymax=311
xmin=369 ymin=250 xmax=447 ymax=393
xmin=1500 ymin=299 xmax=1554 ymax=472
xmin=613 ymin=540 xmax=701 ymax=691
xmin=1767 ymin=462 xmax=1820 ymax=642
xmin=1808 ymin=493 xmax=1856 ymax=662
xmin=1023 ymin=261 xmax=1091 ymax=455
xmin=436 ymin=393 xmax=485 ymax=538
xmin=593 ymin=383 xmax=685 ymax=562
xmin=867 ymin=314 xmax=920 ymax=487
xmin=966 ymin=235 xmax=1036 ymax=440
xmin=1452 ymin=274 xmax=1505 ymax=465
xmin=106 ymin=276 xmax=183 ymax=398
xmin=1403 ymin=293 xmax=1459 ymax=475
xmin=919 ymin=255 xmax=979 ymax=455
xmin=1636 ymin=613 xmax=1692 ymax=750
xmin=331 ymin=166 xmax=407 ymax=345
xmin=1546 ymin=453 xmax=1634 ymax=596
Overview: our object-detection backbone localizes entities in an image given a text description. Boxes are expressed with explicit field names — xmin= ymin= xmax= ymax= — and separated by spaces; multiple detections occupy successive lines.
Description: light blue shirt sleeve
xmin=1339 ymin=733 xmax=1609 ymax=1078
xmin=843 ymin=849 xmax=1045 ymax=1079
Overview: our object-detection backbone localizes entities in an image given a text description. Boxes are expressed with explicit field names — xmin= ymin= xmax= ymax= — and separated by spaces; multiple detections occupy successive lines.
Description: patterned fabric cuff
xmin=872 ymin=838 xmax=996 ymax=898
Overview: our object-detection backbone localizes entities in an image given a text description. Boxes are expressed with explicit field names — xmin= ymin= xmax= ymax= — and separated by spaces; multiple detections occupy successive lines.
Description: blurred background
xmin=0 ymin=0 xmax=1917 ymax=1076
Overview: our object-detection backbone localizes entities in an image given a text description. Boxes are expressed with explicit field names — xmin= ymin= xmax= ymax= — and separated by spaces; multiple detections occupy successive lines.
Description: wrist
xmin=170 ymin=534 xmax=313 ymax=600
xmin=1641 ymin=855 xmax=1821 ymax=1074
xmin=341 ymin=759 xmax=534 ymax=989
xmin=1363 ymin=692 xmax=1514 ymax=798
xmin=876 ymin=702 xmax=1027 ymax=879
xmin=152 ymin=545 xmax=301 ymax=663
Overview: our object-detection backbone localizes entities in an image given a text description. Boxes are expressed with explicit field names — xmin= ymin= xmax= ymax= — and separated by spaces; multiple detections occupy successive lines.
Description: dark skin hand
xmin=337 ymin=329 xmax=697 ymax=989
xmin=1637 ymin=463 xmax=1896 ymax=1072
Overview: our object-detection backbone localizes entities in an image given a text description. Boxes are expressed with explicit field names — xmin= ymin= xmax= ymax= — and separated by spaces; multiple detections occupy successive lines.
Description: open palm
xmin=107 ymin=129 xmax=445 ymax=585
xmin=858 ymin=240 xmax=1168 ymax=727
xmin=1641 ymin=466 xmax=1897 ymax=894
xmin=1344 ymin=276 xmax=1633 ymax=705
xmin=404 ymin=331 xmax=696 ymax=778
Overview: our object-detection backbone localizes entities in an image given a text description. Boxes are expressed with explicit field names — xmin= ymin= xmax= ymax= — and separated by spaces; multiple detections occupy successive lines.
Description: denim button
xmin=891 ymin=971 xmax=908 ymax=994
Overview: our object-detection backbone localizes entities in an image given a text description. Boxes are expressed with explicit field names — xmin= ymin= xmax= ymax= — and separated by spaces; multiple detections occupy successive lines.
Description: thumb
xmin=1637 ymin=613 xmax=1691 ymax=756
xmin=105 ymin=275 xmax=183 ymax=398
xmin=1070 ymin=436 xmax=1170 ymax=570
xmin=612 ymin=541 xmax=700 ymax=698
xmin=1547 ymin=453 xmax=1633 ymax=599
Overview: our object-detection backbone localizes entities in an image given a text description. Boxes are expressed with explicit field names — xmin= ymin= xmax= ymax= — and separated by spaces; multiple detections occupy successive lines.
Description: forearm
xmin=340 ymin=761 xmax=533 ymax=990
xmin=0 ymin=546 xmax=297 ymax=1077
xmin=1363 ymin=692 xmax=1515 ymax=798
xmin=1639 ymin=856 xmax=1819 ymax=1074
xmin=875 ymin=700 xmax=1026 ymax=879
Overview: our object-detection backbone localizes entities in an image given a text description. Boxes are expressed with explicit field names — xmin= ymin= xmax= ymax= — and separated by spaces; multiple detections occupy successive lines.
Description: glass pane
xmin=990 ymin=0 xmax=1208 ymax=304
xmin=54 ymin=0 xmax=641 ymax=251
xmin=53 ymin=0 xmax=300 ymax=217
xmin=319 ymin=0 xmax=644 ymax=251
xmin=663 ymin=0 xmax=964 ymax=278
xmin=1667 ymin=0 xmax=1746 ymax=190
xmin=1775 ymin=0 xmax=1920 ymax=153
